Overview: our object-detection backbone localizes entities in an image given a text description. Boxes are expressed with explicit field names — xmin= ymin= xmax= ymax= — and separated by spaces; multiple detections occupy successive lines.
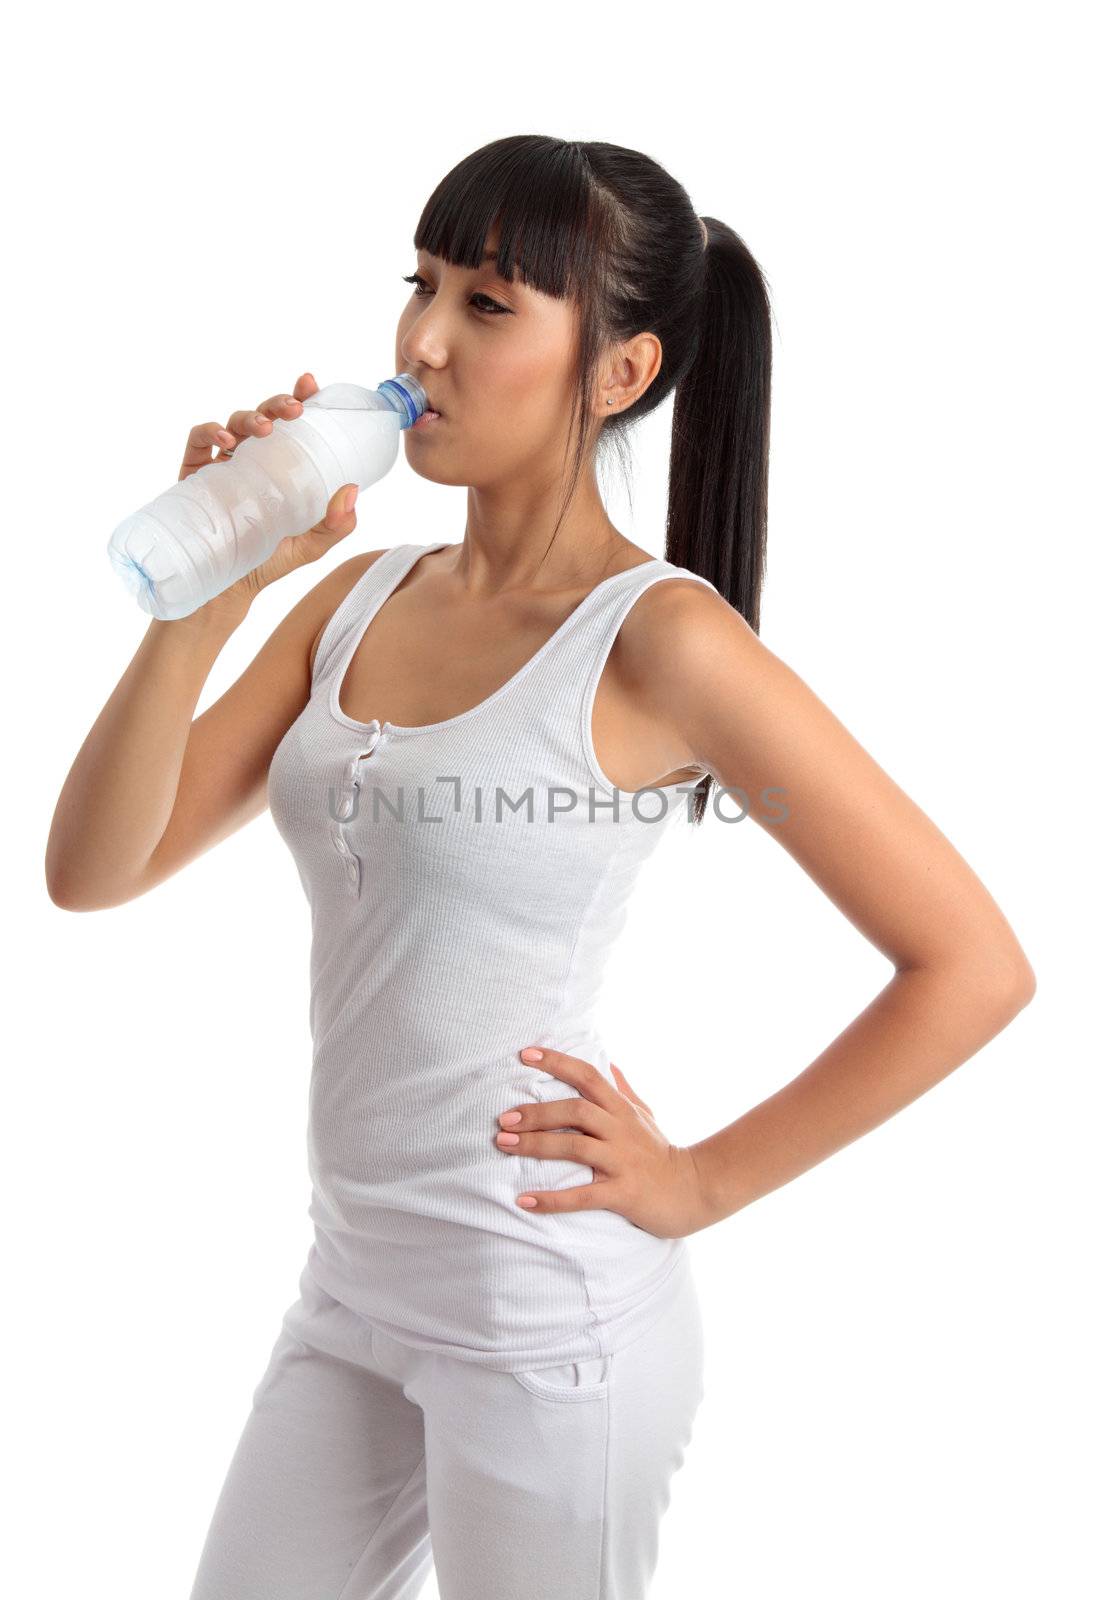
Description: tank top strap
xmin=509 ymin=556 xmax=720 ymax=781
xmin=311 ymin=542 xmax=433 ymax=691
xmin=531 ymin=555 xmax=721 ymax=698
xmin=572 ymin=555 xmax=718 ymax=653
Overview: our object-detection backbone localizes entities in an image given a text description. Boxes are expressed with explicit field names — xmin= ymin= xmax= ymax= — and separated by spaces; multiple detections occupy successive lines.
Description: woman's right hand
xmin=178 ymin=370 xmax=360 ymax=623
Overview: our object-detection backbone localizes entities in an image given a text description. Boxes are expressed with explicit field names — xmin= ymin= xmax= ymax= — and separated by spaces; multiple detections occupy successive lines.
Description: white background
xmin=5 ymin=2 xmax=1105 ymax=1595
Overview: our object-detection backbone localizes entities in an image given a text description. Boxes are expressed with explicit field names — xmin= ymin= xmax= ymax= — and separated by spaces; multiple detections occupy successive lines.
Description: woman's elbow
xmin=1006 ymin=952 xmax=1037 ymax=1012
xmin=979 ymin=944 xmax=1037 ymax=1025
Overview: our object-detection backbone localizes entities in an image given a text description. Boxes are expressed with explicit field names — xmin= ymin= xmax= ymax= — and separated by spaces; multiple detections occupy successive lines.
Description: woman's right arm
xmin=45 ymin=369 xmax=385 ymax=912
xmin=45 ymin=559 xmax=378 ymax=911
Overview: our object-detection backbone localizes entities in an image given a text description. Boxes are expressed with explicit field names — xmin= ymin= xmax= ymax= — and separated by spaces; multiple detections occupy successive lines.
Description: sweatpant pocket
xmin=509 ymin=1353 xmax=611 ymax=1402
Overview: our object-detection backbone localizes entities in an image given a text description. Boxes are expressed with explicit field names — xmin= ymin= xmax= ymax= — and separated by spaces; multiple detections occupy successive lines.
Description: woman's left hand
xmin=493 ymin=1047 xmax=709 ymax=1239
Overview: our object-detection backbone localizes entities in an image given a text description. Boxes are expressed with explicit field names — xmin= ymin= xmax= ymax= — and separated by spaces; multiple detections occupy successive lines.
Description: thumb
xmin=235 ymin=481 xmax=362 ymax=596
xmin=315 ymin=482 xmax=359 ymax=539
xmin=611 ymin=1062 xmax=654 ymax=1117
xmin=335 ymin=483 xmax=358 ymax=518
xmin=282 ymin=482 xmax=360 ymax=574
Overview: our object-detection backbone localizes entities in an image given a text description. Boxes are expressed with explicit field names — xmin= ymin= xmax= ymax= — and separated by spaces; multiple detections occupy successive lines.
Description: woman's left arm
xmin=650 ymin=582 xmax=1036 ymax=1229
xmin=499 ymin=583 xmax=1035 ymax=1237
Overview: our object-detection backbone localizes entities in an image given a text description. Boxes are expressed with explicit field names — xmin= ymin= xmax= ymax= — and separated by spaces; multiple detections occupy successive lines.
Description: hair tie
xmin=698 ymin=216 xmax=709 ymax=249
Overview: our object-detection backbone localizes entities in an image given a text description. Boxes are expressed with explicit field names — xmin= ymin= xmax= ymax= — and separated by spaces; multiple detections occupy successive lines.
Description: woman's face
xmin=395 ymin=226 xmax=590 ymax=490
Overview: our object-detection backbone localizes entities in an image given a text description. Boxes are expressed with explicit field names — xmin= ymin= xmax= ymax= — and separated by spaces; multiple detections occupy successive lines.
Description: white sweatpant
xmin=187 ymin=1254 xmax=705 ymax=1600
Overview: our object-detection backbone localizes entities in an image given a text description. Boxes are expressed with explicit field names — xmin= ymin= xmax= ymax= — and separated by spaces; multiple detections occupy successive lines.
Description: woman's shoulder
xmin=306 ymin=547 xmax=393 ymax=677
xmin=624 ymin=561 xmax=741 ymax=650
xmin=608 ymin=562 xmax=756 ymax=721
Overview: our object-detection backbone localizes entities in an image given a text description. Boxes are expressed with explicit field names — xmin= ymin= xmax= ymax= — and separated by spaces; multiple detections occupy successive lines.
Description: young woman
xmin=46 ymin=135 xmax=1035 ymax=1600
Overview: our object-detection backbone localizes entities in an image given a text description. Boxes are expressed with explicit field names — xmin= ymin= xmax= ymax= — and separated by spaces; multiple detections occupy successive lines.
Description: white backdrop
xmin=6 ymin=2 xmax=1105 ymax=1595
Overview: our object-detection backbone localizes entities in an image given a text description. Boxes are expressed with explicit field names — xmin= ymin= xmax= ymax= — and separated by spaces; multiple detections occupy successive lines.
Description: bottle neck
xmin=377 ymin=373 xmax=427 ymax=426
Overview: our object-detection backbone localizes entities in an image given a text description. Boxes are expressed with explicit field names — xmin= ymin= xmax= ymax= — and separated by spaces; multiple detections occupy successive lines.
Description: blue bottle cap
xmin=377 ymin=373 xmax=428 ymax=428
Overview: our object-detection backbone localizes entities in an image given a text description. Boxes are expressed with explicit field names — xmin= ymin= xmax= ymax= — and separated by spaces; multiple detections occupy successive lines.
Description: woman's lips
xmin=412 ymin=410 xmax=443 ymax=430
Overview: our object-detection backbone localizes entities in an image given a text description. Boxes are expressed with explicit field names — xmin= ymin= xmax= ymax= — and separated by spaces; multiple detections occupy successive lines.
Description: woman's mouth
xmin=412 ymin=409 xmax=443 ymax=430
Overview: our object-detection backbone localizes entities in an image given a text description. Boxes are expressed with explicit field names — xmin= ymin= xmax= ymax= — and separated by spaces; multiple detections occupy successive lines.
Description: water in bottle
xmin=107 ymin=373 xmax=429 ymax=620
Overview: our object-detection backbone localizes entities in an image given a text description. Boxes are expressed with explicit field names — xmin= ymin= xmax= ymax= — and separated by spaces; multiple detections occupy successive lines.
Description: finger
xmin=497 ymin=1097 xmax=607 ymax=1136
xmin=285 ymin=480 xmax=358 ymax=549
xmin=208 ymin=390 xmax=305 ymax=468
xmin=497 ymin=1126 xmax=615 ymax=1175
xmin=260 ymin=482 xmax=359 ymax=581
xmin=184 ymin=379 xmax=314 ymax=477
xmin=515 ymin=1181 xmax=613 ymax=1213
xmin=257 ymin=390 xmax=304 ymax=419
xmin=317 ymin=482 xmax=359 ymax=530
xmin=518 ymin=1047 xmax=624 ymax=1111
xmin=305 ymin=483 xmax=359 ymax=545
xmin=181 ymin=421 xmax=240 ymax=472
xmin=222 ymin=405 xmax=284 ymax=441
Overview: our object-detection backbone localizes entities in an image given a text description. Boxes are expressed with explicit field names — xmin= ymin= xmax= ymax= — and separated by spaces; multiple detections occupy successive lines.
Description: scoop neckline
xmin=328 ymin=541 xmax=663 ymax=738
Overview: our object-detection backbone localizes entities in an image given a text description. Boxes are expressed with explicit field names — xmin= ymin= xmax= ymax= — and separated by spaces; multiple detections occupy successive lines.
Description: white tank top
xmin=267 ymin=539 xmax=719 ymax=1370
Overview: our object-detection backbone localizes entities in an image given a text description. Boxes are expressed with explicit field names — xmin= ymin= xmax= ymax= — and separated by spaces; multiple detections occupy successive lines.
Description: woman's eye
xmin=401 ymin=273 xmax=510 ymax=316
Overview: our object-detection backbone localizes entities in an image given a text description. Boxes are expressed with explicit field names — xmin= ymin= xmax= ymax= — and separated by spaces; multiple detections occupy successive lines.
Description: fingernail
xmin=344 ymin=488 xmax=357 ymax=512
xmin=217 ymin=431 xmax=235 ymax=445
xmin=499 ymin=1111 xmax=522 ymax=1126
xmin=521 ymin=1048 xmax=544 ymax=1062
xmin=517 ymin=1196 xmax=538 ymax=1208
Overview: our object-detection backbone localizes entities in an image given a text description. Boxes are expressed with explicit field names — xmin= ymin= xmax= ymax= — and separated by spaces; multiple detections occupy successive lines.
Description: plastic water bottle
xmin=107 ymin=372 xmax=429 ymax=620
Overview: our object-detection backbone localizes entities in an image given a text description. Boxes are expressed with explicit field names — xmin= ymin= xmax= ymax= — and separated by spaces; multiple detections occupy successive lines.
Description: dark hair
xmin=413 ymin=134 xmax=773 ymax=824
